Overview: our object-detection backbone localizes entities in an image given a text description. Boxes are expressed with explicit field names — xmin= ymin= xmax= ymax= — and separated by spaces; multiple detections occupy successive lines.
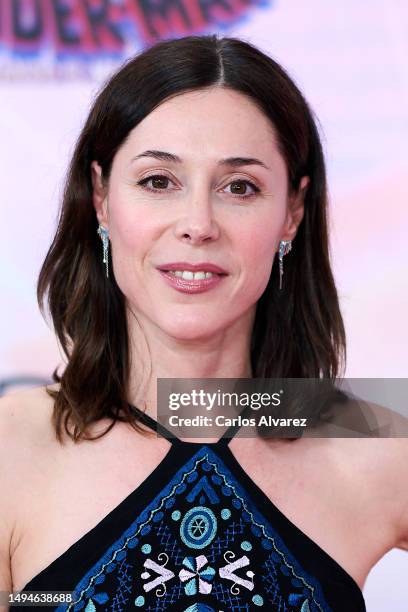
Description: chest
xmin=11 ymin=435 xmax=390 ymax=592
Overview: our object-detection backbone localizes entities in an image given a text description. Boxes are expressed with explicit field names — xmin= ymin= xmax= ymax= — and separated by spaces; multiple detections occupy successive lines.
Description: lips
xmin=157 ymin=262 xmax=228 ymax=275
xmin=158 ymin=270 xmax=225 ymax=294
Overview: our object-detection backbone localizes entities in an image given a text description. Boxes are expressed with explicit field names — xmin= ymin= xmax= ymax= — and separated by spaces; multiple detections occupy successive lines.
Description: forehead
xmin=118 ymin=88 xmax=281 ymax=166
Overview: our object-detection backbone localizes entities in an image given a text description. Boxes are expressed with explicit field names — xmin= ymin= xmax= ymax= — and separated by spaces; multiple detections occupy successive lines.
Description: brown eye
xmin=230 ymin=181 xmax=247 ymax=195
xmin=139 ymin=175 xmax=170 ymax=189
xmin=151 ymin=176 xmax=169 ymax=189
xmin=224 ymin=179 xmax=260 ymax=199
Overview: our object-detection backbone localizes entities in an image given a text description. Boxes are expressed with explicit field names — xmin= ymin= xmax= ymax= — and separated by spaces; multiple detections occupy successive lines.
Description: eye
xmin=136 ymin=174 xmax=175 ymax=192
xmin=136 ymin=174 xmax=261 ymax=200
xmin=223 ymin=179 xmax=260 ymax=200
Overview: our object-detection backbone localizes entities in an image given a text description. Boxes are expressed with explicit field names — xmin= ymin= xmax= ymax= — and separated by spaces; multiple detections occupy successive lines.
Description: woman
xmin=1 ymin=34 xmax=407 ymax=612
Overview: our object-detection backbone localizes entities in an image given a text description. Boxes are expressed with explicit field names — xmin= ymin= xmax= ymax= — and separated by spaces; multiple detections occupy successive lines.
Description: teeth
xmin=168 ymin=270 xmax=215 ymax=280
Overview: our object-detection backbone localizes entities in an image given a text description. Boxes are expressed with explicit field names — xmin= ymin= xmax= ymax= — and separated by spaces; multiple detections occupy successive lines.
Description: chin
xmin=158 ymin=312 xmax=227 ymax=342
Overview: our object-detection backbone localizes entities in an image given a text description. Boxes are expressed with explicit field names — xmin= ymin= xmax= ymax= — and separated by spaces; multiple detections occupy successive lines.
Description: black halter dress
xmin=17 ymin=403 xmax=366 ymax=611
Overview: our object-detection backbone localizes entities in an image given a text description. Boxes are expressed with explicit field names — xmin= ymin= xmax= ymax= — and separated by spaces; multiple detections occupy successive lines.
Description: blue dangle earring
xmin=278 ymin=239 xmax=292 ymax=290
xmin=97 ymin=224 xmax=109 ymax=278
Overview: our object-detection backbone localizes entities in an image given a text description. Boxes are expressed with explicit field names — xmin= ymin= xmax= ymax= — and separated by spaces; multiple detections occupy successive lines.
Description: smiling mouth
xmin=157 ymin=268 xmax=227 ymax=294
xmin=162 ymin=270 xmax=226 ymax=280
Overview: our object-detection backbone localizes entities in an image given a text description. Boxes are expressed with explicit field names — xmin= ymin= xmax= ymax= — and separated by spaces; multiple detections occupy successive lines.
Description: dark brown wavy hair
xmin=37 ymin=34 xmax=346 ymax=443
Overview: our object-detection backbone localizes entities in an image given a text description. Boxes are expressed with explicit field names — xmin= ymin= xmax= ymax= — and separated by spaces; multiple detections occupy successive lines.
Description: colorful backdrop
xmin=1 ymin=1 xmax=407 ymax=607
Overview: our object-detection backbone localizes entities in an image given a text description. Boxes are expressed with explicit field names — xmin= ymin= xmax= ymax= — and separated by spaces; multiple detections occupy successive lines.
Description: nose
xmin=173 ymin=196 xmax=220 ymax=245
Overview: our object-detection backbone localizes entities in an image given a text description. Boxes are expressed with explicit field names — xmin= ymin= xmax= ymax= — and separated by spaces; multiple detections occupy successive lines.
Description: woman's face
xmin=92 ymin=87 xmax=308 ymax=341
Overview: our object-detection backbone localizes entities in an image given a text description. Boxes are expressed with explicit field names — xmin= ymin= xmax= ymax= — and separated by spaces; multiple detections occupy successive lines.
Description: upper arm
xmin=390 ymin=438 xmax=408 ymax=551
xmin=0 ymin=395 xmax=19 ymax=597
xmin=0 ymin=516 xmax=12 ymax=608
xmin=396 ymin=510 xmax=408 ymax=550
xmin=375 ymin=406 xmax=408 ymax=550
xmin=361 ymin=402 xmax=408 ymax=550
xmin=396 ymin=463 xmax=408 ymax=551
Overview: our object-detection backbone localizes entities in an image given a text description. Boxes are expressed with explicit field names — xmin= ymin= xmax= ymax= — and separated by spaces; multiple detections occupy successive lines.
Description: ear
xmin=281 ymin=176 xmax=310 ymax=242
xmin=91 ymin=161 xmax=109 ymax=227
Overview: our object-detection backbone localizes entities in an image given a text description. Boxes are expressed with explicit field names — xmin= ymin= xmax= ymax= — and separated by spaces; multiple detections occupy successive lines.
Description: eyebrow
xmin=130 ymin=149 xmax=270 ymax=170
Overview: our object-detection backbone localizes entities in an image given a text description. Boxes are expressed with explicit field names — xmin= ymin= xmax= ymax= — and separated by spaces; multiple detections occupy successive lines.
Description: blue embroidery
xmin=56 ymin=446 xmax=332 ymax=611
xmin=180 ymin=506 xmax=217 ymax=549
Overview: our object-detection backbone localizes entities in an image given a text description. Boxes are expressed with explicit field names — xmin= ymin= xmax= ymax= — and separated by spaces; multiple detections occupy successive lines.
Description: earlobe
xmin=91 ymin=161 xmax=109 ymax=226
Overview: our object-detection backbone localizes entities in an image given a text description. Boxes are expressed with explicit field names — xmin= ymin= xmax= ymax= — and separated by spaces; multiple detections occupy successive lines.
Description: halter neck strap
xmin=128 ymin=402 xmax=253 ymax=446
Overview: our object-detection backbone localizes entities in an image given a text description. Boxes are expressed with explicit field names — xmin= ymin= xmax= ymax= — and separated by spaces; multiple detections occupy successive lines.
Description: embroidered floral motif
xmin=179 ymin=555 xmax=216 ymax=595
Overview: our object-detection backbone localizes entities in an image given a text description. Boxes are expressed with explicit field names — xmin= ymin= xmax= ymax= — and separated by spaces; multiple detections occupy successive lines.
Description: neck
xmin=127 ymin=307 xmax=254 ymax=418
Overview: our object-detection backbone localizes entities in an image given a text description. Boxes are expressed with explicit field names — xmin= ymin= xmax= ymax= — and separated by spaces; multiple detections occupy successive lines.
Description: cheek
xmin=110 ymin=223 xmax=141 ymax=273
xmin=108 ymin=210 xmax=150 ymax=292
xmin=107 ymin=180 xmax=160 ymax=251
xmin=108 ymin=197 xmax=157 ymax=264
xmin=236 ymin=224 xmax=279 ymax=294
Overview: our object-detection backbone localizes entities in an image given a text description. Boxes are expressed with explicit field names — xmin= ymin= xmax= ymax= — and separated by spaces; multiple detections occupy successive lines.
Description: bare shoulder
xmin=0 ymin=383 xmax=59 ymax=448
xmin=322 ymin=397 xmax=408 ymax=475
xmin=0 ymin=384 xmax=63 ymax=513
xmin=0 ymin=383 xmax=60 ymax=494
xmin=361 ymin=399 xmax=408 ymax=437
xmin=357 ymin=401 xmax=408 ymax=519
xmin=327 ymin=405 xmax=408 ymax=552
xmin=0 ymin=388 xmax=59 ymax=517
